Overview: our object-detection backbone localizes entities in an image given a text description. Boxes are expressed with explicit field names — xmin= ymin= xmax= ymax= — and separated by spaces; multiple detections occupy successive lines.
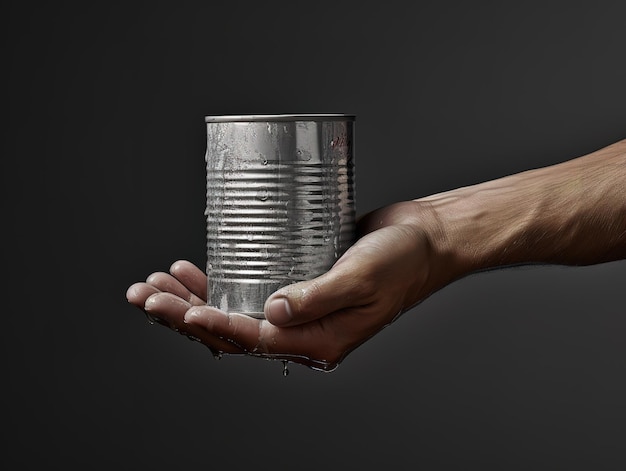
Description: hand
xmin=126 ymin=201 xmax=443 ymax=372
xmin=127 ymin=139 xmax=626 ymax=371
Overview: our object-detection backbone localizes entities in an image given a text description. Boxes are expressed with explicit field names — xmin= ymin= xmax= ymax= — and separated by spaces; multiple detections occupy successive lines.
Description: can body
xmin=204 ymin=114 xmax=356 ymax=317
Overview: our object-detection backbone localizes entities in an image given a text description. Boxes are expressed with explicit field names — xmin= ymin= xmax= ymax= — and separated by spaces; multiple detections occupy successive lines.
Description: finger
xmin=126 ymin=282 xmax=173 ymax=327
xmin=169 ymin=260 xmax=208 ymax=303
xmin=146 ymin=271 xmax=205 ymax=306
xmin=126 ymin=282 xmax=161 ymax=307
xmin=184 ymin=307 xmax=271 ymax=354
xmin=146 ymin=293 xmax=242 ymax=354
xmin=185 ymin=305 xmax=345 ymax=368
xmin=263 ymin=260 xmax=375 ymax=327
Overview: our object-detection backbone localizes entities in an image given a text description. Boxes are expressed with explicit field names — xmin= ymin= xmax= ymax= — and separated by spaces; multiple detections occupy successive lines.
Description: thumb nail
xmin=265 ymin=297 xmax=293 ymax=325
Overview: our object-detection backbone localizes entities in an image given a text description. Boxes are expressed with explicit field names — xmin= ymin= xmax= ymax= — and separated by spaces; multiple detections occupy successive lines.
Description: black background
xmin=3 ymin=1 xmax=625 ymax=469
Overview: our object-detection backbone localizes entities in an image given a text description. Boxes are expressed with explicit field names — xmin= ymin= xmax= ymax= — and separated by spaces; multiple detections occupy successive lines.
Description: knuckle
xmin=301 ymin=278 xmax=322 ymax=304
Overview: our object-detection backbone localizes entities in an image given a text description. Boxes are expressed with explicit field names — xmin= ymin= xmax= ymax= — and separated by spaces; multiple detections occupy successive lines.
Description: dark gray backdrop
xmin=3 ymin=2 xmax=625 ymax=469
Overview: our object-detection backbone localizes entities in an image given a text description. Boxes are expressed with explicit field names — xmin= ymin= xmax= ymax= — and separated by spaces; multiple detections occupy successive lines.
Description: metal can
xmin=204 ymin=114 xmax=356 ymax=317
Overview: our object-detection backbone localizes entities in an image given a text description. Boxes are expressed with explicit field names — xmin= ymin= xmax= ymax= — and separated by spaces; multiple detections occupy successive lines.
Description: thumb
xmin=263 ymin=264 xmax=371 ymax=327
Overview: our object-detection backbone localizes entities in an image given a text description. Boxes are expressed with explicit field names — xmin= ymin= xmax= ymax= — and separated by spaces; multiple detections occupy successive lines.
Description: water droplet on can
xmin=296 ymin=148 xmax=312 ymax=161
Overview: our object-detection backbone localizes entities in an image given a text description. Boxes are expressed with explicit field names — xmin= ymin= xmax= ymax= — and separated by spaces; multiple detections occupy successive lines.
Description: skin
xmin=126 ymin=138 xmax=626 ymax=372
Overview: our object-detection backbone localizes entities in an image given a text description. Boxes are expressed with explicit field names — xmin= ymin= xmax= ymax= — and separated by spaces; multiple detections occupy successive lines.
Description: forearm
xmin=417 ymin=139 xmax=626 ymax=287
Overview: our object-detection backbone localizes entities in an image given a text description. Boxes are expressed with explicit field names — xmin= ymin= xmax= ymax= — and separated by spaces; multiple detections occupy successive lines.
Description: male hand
xmin=126 ymin=202 xmax=439 ymax=371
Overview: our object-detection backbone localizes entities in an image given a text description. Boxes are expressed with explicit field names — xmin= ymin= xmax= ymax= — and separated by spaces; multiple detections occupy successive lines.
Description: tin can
xmin=204 ymin=114 xmax=356 ymax=318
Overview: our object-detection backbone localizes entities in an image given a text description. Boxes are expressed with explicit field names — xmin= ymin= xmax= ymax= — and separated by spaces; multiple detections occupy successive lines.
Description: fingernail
xmin=144 ymin=294 xmax=159 ymax=310
xmin=184 ymin=308 xmax=204 ymax=324
xmin=265 ymin=297 xmax=293 ymax=325
xmin=125 ymin=284 xmax=139 ymax=302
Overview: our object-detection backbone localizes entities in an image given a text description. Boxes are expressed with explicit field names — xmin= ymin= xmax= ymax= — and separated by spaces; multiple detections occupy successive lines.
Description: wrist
xmin=416 ymin=169 xmax=551 ymax=279
xmin=372 ymin=200 xmax=467 ymax=297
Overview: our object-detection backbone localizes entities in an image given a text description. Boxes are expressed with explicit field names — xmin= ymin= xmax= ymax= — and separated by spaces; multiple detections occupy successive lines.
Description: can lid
xmin=204 ymin=113 xmax=355 ymax=123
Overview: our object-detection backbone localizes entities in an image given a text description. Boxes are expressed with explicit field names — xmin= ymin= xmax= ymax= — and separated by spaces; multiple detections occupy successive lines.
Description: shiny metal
xmin=204 ymin=114 xmax=356 ymax=318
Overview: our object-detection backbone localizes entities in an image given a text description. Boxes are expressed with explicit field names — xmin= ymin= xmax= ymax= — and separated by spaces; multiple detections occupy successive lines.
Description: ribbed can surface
xmin=205 ymin=114 xmax=356 ymax=317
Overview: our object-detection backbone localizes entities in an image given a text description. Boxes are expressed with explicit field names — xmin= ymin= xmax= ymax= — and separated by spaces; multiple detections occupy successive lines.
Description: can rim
xmin=204 ymin=113 xmax=355 ymax=123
